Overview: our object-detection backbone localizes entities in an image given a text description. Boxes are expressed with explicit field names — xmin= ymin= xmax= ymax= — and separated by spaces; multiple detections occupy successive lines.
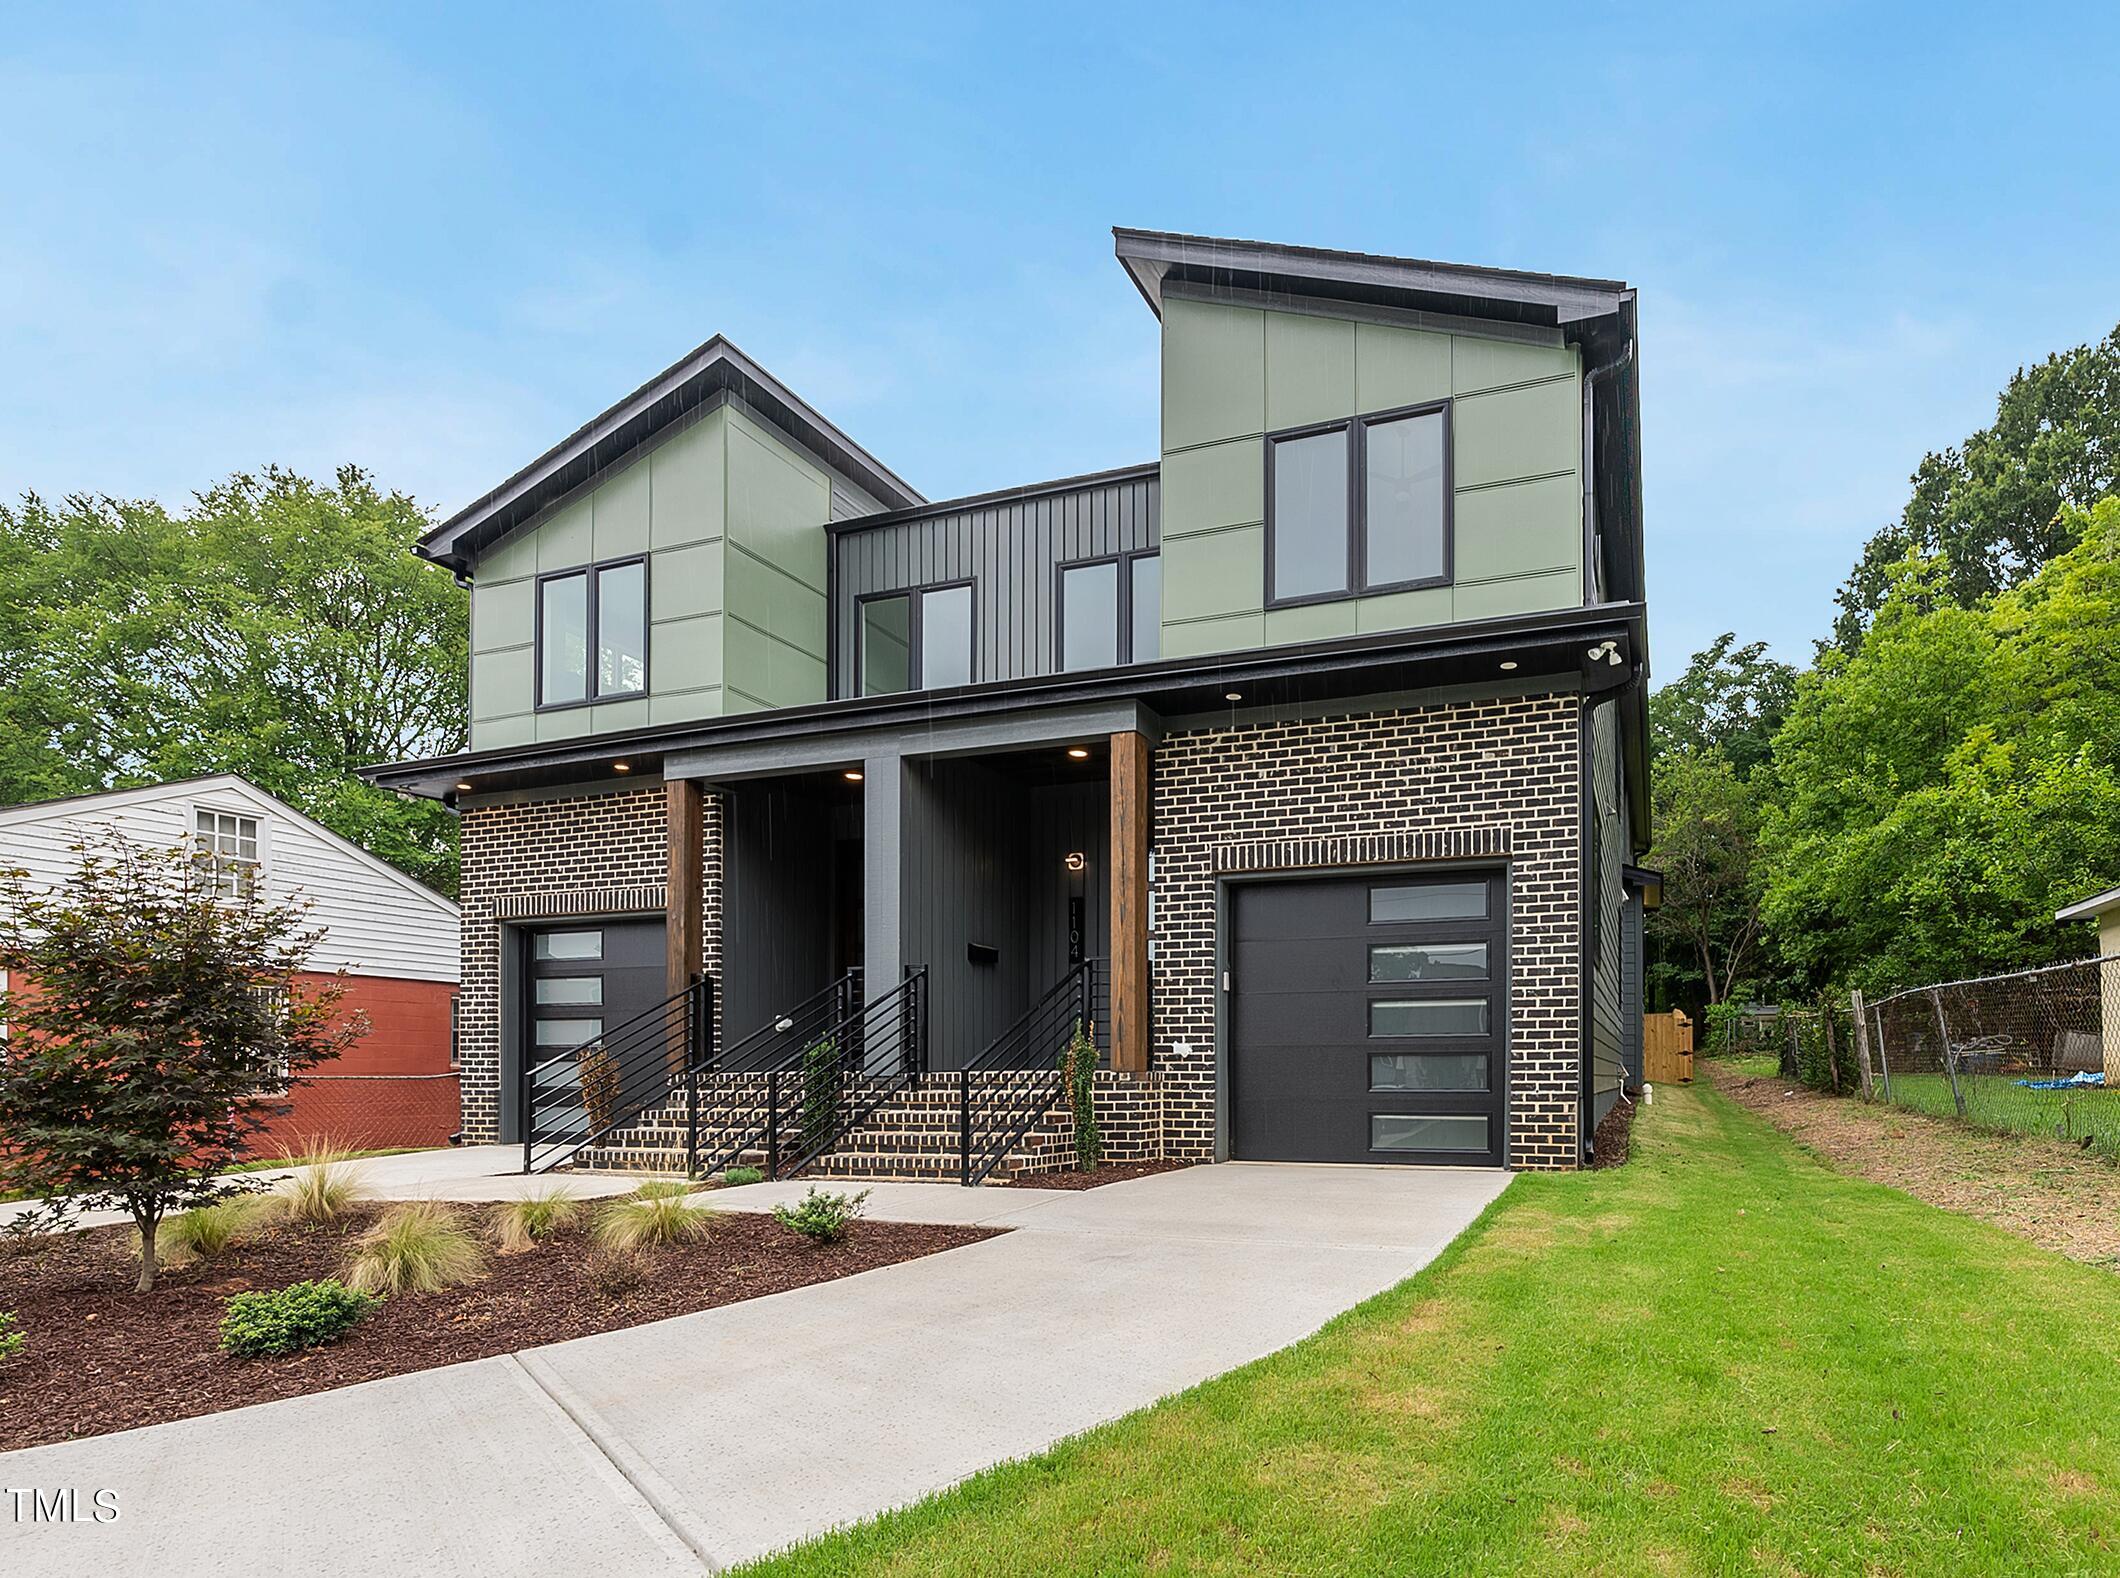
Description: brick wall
xmin=455 ymin=785 xmax=722 ymax=1142
xmin=1151 ymin=696 xmax=1584 ymax=1170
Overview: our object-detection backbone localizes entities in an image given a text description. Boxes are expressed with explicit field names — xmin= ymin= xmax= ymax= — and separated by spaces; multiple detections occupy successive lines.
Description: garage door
xmin=1231 ymin=871 xmax=1504 ymax=1165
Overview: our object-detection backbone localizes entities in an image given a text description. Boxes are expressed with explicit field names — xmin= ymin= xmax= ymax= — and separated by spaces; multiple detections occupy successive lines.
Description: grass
xmin=740 ymin=1083 xmax=2120 ymax=1577
xmin=133 ymin=1194 xmax=280 ymax=1268
xmin=593 ymin=1190 xmax=717 ymax=1252
xmin=278 ymin=1144 xmax=368 ymax=1224
xmin=492 ymin=1187 xmax=582 ymax=1253
xmin=343 ymin=1201 xmax=486 ymax=1295
xmin=225 ymin=1146 xmax=425 ymax=1175
xmin=1882 ymin=1072 xmax=2120 ymax=1157
xmin=1711 ymin=1050 xmax=1782 ymax=1079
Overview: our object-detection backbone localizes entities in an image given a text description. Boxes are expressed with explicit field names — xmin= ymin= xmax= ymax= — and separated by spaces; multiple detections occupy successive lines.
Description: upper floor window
xmin=858 ymin=582 xmax=975 ymax=696
xmin=1058 ymin=551 xmax=1161 ymax=671
xmin=1265 ymin=402 xmax=1451 ymax=607
xmin=538 ymin=557 xmax=647 ymax=709
xmin=194 ymin=808 xmax=260 ymax=900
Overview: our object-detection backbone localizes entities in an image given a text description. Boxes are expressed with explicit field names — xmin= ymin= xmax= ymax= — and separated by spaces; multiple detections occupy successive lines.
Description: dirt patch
xmin=1591 ymin=1092 xmax=1640 ymax=1169
xmin=1008 ymin=1158 xmax=1192 ymax=1190
xmin=0 ymin=1201 xmax=996 ymax=1450
xmin=1705 ymin=1061 xmax=2120 ymax=1268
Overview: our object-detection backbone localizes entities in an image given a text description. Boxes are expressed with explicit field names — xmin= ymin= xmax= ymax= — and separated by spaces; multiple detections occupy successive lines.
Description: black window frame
xmin=1055 ymin=548 xmax=1161 ymax=671
xmin=534 ymin=553 xmax=650 ymax=712
xmin=854 ymin=578 xmax=979 ymax=696
xmin=1263 ymin=398 xmax=1453 ymax=610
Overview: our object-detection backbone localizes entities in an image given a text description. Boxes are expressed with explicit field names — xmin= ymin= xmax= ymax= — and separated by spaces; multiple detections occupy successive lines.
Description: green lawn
xmin=743 ymin=1083 xmax=2120 ymax=1577
xmin=1883 ymin=1072 xmax=2120 ymax=1157
xmin=1712 ymin=1050 xmax=1781 ymax=1079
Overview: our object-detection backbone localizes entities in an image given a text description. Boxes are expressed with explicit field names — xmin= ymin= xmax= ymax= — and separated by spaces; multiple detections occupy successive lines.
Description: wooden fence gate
xmin=1644 ymin=1010 xmax=1694 ymax=1084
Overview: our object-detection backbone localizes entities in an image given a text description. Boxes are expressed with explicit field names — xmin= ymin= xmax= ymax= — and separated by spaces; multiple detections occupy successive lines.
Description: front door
xmin=521 ymin=920 xmax=666 ymax=1132
xmin=1230 ymin=871 xmax=1506 ymax=1166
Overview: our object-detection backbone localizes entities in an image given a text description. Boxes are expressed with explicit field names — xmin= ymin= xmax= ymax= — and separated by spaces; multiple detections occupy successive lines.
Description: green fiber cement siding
xmin=1158 ymin=294 xmax=1585 ymax=659
xmin=466 ymin=401 xmax=838 ymax=749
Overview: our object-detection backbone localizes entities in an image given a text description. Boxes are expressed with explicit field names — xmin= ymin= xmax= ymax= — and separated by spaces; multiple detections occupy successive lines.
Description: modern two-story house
xmin=365 ymin=228 xmax=1651 ymax=1178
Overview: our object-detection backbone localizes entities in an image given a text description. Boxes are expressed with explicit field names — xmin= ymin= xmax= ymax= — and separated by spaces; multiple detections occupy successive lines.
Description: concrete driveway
xmin=0 ymin=1161 xmax=1509 ymax=1576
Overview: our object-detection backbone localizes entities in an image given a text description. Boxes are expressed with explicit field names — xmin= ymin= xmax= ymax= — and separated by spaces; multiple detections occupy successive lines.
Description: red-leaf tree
xmin=0 ymin=836 xmax=365 ymax=1290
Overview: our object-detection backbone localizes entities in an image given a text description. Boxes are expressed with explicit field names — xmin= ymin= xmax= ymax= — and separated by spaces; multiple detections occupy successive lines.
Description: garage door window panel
xmin=1372 ymin=1114 xmax=1489 ymax=1153
xmin=1371 ymin=1052 xmax=1488 ymax=1092
xmin=1369 ymin=997 xmax=1489 ymax=1038
xmin=1369 ymin=942 xmax=1487 ymax=982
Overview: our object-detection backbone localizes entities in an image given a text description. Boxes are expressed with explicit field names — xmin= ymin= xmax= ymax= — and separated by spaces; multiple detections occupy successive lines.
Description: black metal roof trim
xmin=1113 ymin=227 xmax=1631 ymax=328
xmin=824 ymin=460 xmax=1160 ymax=535
xmin=361 ymin=601 xmax=1645 ymax=795
xmin=417 ymin=335 xmax=923 ymax=572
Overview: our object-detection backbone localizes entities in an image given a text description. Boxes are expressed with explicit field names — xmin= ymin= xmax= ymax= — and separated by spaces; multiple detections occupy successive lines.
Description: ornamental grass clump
xmin=492 ymin=1187 xmax=582 ymax=1254
xmin=136 ymin=1193 xmax=279 ymax=1268
xmin=280 ymin=1142 xmax=367 ymax=1225
xmin=220 ymin=1280 xmax=378 ymax=1359
xmin=593 ymin=1191 xmax=717 ymax=1252
xmin=343 ymin=1201 xmax=485 ymax=1295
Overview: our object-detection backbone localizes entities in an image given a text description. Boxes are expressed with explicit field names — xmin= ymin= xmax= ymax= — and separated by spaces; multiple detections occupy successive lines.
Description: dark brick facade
xmin=455 ymin=784 xmax=722 ymax=1142
xmin=1150 ymin=696 xmax=1584 ymax=1170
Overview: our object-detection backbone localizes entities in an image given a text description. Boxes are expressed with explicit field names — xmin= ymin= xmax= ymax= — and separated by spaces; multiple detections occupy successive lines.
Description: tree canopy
xmin=0 ymin=466 xmax=465 ymax=893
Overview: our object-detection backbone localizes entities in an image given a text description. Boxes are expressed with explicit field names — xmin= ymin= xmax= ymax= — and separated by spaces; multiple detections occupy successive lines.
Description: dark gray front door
xmin=522 ymin=921 xmax=666 ymax=1119
xmin=1230 ymin=871 xmax=1505 ymax=1166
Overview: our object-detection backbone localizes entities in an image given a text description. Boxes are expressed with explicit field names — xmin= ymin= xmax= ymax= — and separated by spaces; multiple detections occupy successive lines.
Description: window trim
xmin=1262 ymin=398 xmax=1454 ymax=610
xmin=854 ymin=578 xmax=979 ymax=696
xmin=189 ymin=804 xmax=266 ymax=900
xmin=533 ymin=553 xmax=651 ymax=712
xmin=1055 ymin=549 xmax=1161 ymax=671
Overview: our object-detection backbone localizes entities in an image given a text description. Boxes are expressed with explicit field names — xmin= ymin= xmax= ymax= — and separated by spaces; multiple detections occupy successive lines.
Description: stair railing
xmin=521 ymin=974 xmax=714 ymax=1175
xmin=958 ymin=959 xmax=1103 ymax=1185
xmin=761 ymin=966 xmax=929 ymax=1180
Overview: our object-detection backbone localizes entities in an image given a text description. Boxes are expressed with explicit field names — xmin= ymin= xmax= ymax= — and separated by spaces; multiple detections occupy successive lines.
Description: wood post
xmin=666 ymin=778 xmax=705 ymax=1002
xmin=1109 ymin=730 xmax=1152 ymax=1075
xmin=1850 ymin=988 xmax=1875 ymax=1100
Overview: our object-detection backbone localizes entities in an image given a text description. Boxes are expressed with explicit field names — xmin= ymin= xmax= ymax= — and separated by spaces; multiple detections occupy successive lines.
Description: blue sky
xmin=4 ymin=4 xmax=2117 ymax=670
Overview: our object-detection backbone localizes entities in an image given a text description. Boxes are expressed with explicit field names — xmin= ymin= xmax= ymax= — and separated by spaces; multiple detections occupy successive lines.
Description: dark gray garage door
xmin=1231 ymin=871 xmax=1504 ymax=1166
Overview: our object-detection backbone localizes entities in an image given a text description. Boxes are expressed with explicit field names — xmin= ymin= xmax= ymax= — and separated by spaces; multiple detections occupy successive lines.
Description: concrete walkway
xmin=0 ymin=1161 xmax=1509 ymax=1576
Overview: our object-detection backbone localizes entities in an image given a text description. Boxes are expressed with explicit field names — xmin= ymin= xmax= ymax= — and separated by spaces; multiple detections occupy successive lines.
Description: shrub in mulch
xmin=0 ymin=1199 xmax=996 ymax=1451
xmin=1590 ymin=1092 xmax=1641 ymax=1169
xmin=1012 ymin=1158 xmax=1192 ymax=1191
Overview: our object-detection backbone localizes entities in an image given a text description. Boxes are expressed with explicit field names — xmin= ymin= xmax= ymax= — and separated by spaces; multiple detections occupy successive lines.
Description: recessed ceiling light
xmin=612 ymin=761 xmax=631 ymax=773
xmin=1224 ymin=691 xmax=1242 ymax=702
xmin=844 ymin=770 xmax=864 ymax=783
xmin=454 ymin=781 xmax=473 ymax=792
xmin=1499 ymin=661 xmax=1518 ymax=672
xmin=1067 ymin=747 xmax=1090 ymax=760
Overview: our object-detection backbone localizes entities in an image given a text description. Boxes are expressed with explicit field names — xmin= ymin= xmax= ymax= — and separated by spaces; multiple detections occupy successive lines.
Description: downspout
xmin=1578 ymin=702 xmax=1599 ymax=1164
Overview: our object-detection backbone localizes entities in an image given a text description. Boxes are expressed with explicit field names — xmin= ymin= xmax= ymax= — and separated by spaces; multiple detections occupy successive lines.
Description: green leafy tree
xmin=0 ymin=837 xmax=367 ymax=1291
xmin=1645 ymin=750 xmax=1766 ymax=1011
xmin=0 ymin=466 xmax=465 ymax=893
xmin=1649 ymin=633 xmax=1798 ymax=778
xmin=1832 ymin=324 xmax=2120 ymax=649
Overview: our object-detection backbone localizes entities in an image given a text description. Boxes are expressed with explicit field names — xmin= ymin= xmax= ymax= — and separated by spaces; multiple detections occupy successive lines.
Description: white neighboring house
xmin=0 ymin=774 xmax=464 ymax=1148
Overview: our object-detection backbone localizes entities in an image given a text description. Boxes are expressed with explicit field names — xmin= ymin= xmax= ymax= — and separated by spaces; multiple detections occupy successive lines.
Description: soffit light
xmin=844 ymin=770 xmax=865 ymax=783
xmin=1067 ymin=747 xmax=1090 ymax=760
xmin=1499 ymin=661 xmax=1518 ymax=672
xmin=1224 ymin=691 xmax=1242 ymax=702
xmin=454 ymin=781 xmax=473 ymax=792
xmin=612 ymin=761 xmax=631 ymax=773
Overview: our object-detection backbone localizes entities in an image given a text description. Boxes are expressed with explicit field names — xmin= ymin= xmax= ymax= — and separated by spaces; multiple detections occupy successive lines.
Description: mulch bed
xmin=1010 ymin=1158 xmax=1192 ymax=1190
xmin=1590 ymin=1091 xmax=1640 ymax=1169
xmin=0 ymin=1202 xmax=996 ymax=1450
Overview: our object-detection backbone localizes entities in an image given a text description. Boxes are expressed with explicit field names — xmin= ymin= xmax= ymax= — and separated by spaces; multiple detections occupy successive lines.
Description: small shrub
xmin=772 ymin=1186 xmax=870 ymax=1245
xmin=800 ymin=1035 xmax=840 ymax=1152
xmin=343 ymin=1202 xmax=485 ymax=1295
xmin=281 ymin=1143 xmax=366 ymax=1224
xmin=579 ymin=1245 xmax=647 ymax=1301
xmin=220 ymin=1279 xmax=378 ymax=1358
xmin=492 ymin=1188 xmax=582 ymax=1254
xmin=1060 ymin=1018 xmax=1102 ymax=1171
xmin=593 ymin=1192 xmax=716 ymax=1252
xmin=722 ymin=1165 xmax=764 ymax=1186
xmin=0 ymin=1311 xmax=21 ymax=1363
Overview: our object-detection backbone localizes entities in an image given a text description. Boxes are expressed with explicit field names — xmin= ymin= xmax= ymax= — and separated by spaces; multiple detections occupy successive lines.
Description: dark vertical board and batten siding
xmin=1588 ymin=699 xmax=1628 ymax=1123
xmin=829 ymin=470 xmax=1158 ymax=696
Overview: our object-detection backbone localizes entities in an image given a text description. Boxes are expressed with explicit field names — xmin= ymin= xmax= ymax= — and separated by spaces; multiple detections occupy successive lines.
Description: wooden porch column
xmin=1109 ymin=730 xmax=1152 ymax=1074
xmin=666 ymin=777 xmax=705 ymax=1000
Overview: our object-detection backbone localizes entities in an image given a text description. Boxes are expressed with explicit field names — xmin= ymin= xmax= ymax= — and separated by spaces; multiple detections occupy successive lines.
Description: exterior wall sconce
xmin=1064 ymin=851 xmax=1086 ymax=872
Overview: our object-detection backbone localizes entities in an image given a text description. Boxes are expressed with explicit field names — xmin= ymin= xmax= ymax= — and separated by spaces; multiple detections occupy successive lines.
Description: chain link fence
xmin=1859 ymin=956 xmax=2120 ymax=1157
xmin=252 ymin=1072 xmax=461 ymax=1155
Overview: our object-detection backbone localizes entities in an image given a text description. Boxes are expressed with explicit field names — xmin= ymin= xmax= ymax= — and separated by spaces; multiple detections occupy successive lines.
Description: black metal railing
xmin=757 ymin=967 xmax=929 ymax=1180
xmin=958 ymin=959 xmax=1103 ymax=1186
xmin=717 ymin=971 xmax=862 ymax=1073
xmin=521 ymin=975 xmax=714 ymax=1175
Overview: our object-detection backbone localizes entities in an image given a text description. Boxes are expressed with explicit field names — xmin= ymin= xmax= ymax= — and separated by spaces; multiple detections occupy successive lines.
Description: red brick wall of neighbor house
xmin=257 ymin=972 xmax=460 ymax=1153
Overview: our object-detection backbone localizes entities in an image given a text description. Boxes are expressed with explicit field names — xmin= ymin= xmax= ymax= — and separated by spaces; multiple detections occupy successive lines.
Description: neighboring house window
xmin=250 ymin=984 xmax=292 ymax=1090
xmin=1058 ymin=550 xmax=1162 ymax=671
xmin=193 ymin=809 xmax=261 ymax=900
xmin=1264 ymin=401 xmax=1451 ymax=607
xmin=857 ymin=582 xmax=976 ymax=695
xmin=538 ymin=557 xmax=647 ymax=708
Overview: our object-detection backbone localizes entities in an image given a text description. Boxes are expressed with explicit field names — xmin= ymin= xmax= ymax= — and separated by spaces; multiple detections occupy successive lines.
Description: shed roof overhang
xmin=414 ymin=335 xmax=923 ymax=575
xmin=361 ymin=601 xmax=1647 ymax=808
xmin=2056 ymin=885 xmax=2120 ymax=924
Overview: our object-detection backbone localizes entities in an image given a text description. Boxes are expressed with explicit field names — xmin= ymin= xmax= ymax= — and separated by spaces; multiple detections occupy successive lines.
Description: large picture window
xmin=857 ymin=581 xmax=977 ymax=695
xmin=1264 ymin=401 xmax=1451 ymax=607
xmin=1057 ymin=550 xmax=1161 ymax=671
xmin=537 ymin=556 xmax=648 ymax=708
